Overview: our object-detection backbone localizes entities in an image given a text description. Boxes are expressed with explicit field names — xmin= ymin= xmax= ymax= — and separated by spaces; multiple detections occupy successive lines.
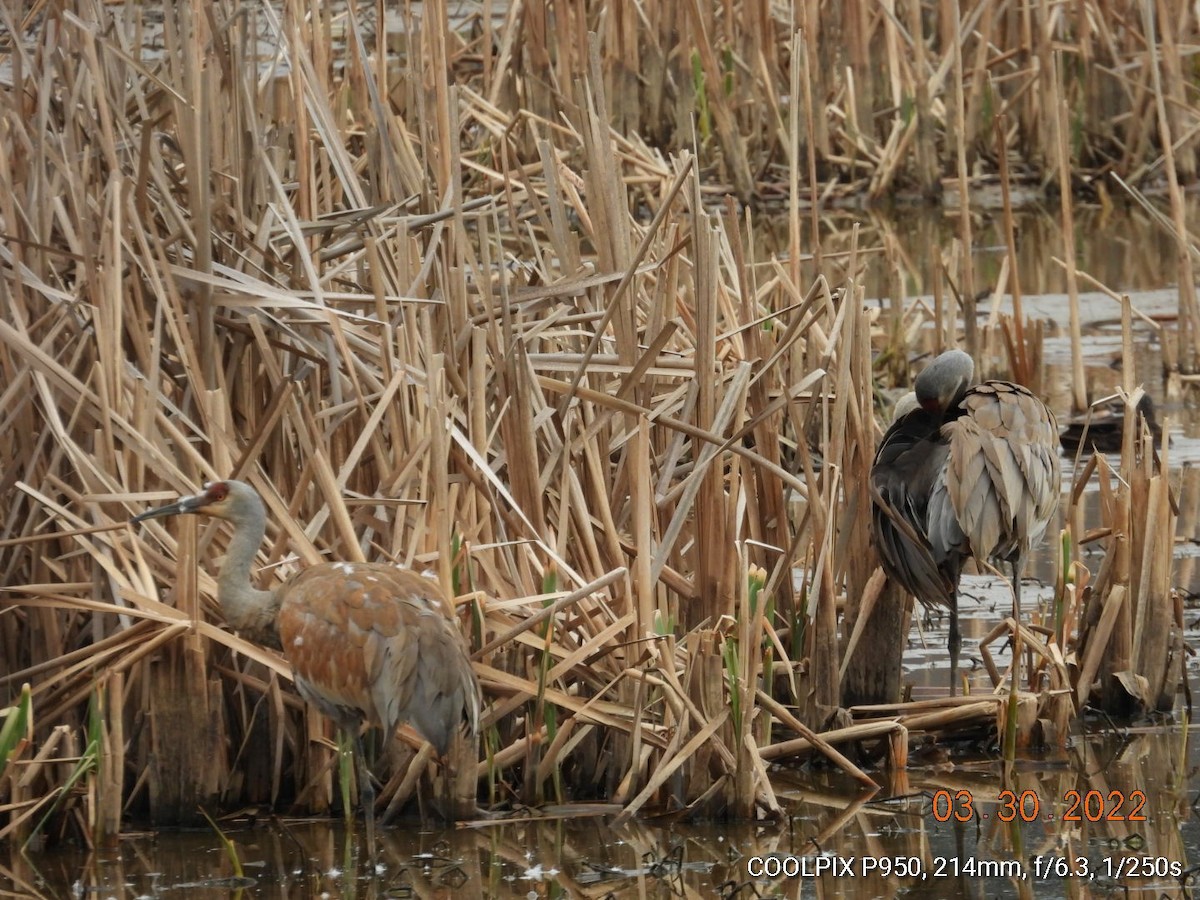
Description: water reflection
xmin=777 ymin=196 xmax=1200 ymax=303
xmin=3 ymin=729 xmax=1191 ymax=897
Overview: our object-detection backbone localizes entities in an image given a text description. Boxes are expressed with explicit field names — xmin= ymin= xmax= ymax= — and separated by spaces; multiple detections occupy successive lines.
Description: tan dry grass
xmin=0 ymin=0 xmax=1189 ymax=838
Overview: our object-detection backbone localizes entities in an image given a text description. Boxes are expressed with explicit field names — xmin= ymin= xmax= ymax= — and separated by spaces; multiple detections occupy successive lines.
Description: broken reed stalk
xmin=1141 ymin=0 xmax=1200 ymax=376
xmin=994 ymin=112 xmax=1029 ymax=386
xmin=948 ymin=0 xmax=976 ymax=358
xmin=1051 ymin=53 xmax=1088 ymax=414
xmin=1072 ymin=294 xmax=1183 ymax=714
xmin=835 ymin=231 xmax=904 ymax=708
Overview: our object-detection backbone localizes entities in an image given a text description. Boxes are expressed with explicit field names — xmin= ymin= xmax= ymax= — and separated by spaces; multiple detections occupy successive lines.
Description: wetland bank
xmin=2 ymin=1 xmax=1200 ymax=896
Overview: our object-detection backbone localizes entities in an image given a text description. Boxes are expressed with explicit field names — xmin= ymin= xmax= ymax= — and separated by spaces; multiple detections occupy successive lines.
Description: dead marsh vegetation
xmin=0 ymin=0 xmax=1196 ymax=845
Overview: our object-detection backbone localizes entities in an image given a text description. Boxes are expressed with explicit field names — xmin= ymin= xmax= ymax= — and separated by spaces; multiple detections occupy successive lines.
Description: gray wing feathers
xmin=371 ymin=604 xmax=478 ymax=756
xmin=946 ymin=386 xmax=1060 ymax=563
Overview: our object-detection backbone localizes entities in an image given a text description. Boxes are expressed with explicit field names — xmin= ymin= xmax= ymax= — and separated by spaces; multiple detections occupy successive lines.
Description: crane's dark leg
xmin=441 ymin=750 xmax=454 ymax=823
xmin=351 ymin=730 xmax=377 ymax=860
xmin=336 ymin=729 xmax=354 ymax=829
xmin=1011 ymin=558 xmax=1024 ymax=692
xmin=948 ymin=599 xmax=960 ymax=697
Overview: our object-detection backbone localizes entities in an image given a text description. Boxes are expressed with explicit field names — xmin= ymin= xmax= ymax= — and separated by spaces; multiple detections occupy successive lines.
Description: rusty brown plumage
xmin=133 ymin=479 xmax=480 ymax=845
xmin=278 ymin=564 xmax=478 ymax=756
xmin=870 ymin=350 xmax=1060 ymax=695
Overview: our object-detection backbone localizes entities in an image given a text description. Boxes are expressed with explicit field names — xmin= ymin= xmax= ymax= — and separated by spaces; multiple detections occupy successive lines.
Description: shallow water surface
xmin=6 ymin=725 xmax=1196 ymax=898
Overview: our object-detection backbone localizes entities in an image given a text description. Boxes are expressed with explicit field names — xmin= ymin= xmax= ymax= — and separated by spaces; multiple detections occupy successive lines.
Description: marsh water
xmin=7 ymin=200 xmax=1200 ymax=899
xmin=9 ymin=742 xmax=1195 ymax=897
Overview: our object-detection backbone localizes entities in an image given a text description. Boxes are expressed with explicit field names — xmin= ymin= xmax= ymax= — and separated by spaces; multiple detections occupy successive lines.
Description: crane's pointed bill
xmin=131 ymin=491 xmax=209 ymax=523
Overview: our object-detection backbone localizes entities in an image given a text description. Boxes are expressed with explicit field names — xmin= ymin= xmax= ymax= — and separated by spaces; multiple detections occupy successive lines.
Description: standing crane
xmin=870 ymin=349 xmax=1060 ymax=695
xmin=133 ymin=479 xmax=481 ymax=850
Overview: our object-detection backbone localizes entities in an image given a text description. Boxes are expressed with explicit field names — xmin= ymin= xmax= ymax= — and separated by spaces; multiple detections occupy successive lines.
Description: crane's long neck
xmin=216 ymin=502 xmax=282 ymax=648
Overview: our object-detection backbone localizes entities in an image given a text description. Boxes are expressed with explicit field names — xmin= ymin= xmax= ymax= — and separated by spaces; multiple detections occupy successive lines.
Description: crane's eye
xmin=208 ymin=482 xmax=229 ymax=502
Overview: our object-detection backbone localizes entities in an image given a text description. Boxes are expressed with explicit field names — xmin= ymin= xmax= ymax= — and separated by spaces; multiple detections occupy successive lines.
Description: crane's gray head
xmin=132 ymin=479 xmax=264 ymax=524
xmin=913 ymin=349 xmax=974 ymax=414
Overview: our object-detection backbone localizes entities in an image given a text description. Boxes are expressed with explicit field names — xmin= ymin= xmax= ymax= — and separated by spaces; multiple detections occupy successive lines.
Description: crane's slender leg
xmin=441 ymin=751 xmax=453 ymax=823
xmin=948 ymin=599 xmax=960 ymax=697
xmin=1011 ymin=558 xmax=1024 ymax=693
xmin=336 ymin=729 xmax=354 ymax=829
xmin=351 ymin=729 xmax=377 ymax=861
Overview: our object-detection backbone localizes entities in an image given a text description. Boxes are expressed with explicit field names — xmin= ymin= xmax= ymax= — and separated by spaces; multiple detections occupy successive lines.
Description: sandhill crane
xmin=870 ymin=349 xmax=1060 ymax=695
xmin=133 ymin=479 xmax=481 ymax=848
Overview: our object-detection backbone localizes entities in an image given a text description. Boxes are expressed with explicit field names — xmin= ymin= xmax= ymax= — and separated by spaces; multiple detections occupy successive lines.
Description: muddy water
xmin=7 ymin=202 xmax=1200 ymax=898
